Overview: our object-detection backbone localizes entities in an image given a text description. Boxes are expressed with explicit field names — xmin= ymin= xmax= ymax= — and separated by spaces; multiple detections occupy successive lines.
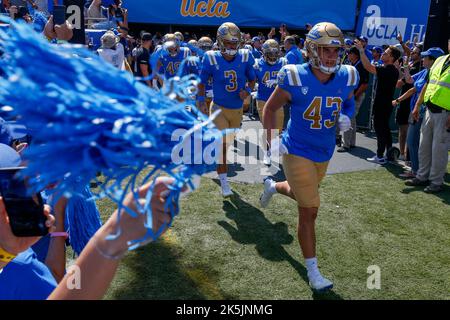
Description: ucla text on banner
xmin=126 ymin=0 xmax=358 ymax=30
xmin=357 ymin=0 xmax=431 ymax=47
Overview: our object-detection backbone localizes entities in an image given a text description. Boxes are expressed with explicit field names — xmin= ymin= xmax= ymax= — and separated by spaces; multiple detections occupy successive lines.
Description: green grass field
xmin=95 ymin=164 xmax=450 ymax=300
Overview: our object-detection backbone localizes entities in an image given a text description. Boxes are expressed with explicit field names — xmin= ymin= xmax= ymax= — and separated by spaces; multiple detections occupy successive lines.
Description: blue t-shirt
xmin=200 ymin=49 xmax=256 ymax=109
xmin=411 ymin=69 xmax=429 ymax=114
xmin=279 ymin=64 xmax=359 ymax=162
xmin=252 ymin=48 xmax=262 ymax=59
xmin=0 ymin=248 xmax=57 ymax=300
xmin=285 ymin=46 xmax=304 ymax=65
xmin=158 ymin=47 xmax=191 ymax=79
xmin=254 ymin=57 xmax=288 ymax=101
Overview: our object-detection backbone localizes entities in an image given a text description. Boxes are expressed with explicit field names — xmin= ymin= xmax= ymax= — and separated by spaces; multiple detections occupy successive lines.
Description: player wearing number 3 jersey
xmin=198 ymin=22 xmax=256 ymax=197
xmin=260 ymin=22 xmax=359 ymax=292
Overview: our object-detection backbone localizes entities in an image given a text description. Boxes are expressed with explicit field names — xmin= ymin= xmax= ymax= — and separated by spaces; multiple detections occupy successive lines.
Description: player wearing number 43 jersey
xmin=198 ymin=22 xmax=256 ymax=197
xmin=260 ymin=22 xmax=359 ymax=292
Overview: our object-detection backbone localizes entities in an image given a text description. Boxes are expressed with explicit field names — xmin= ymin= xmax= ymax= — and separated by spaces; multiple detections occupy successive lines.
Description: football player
xmin=157 ymin=33 xmax=191 ymax=82
xmin=260 ymin=22 xmax=359 ymax=292
xmin=253 ymin=39 xmax=288 ymax=165
xmin=197 ymin=37 xmax=215 ymax=112
xmin=197 ymin=22 xmax=256 ymax=197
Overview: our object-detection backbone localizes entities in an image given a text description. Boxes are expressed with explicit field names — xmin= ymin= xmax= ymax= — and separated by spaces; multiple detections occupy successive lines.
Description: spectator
xmin=356 ymin=40 xmax=401 ymax=164
xmin=393 ymin=47 xmax=445 ymax=178
xmin=371 ymin=46 xmax=383 ymax=66
xmin=284 ymin=35 xmax=303 ymax=65
xmin=305 ymin=23 xmax=313 ymax=32
xmin=338 ymin=46 xmax=369 ymax=152
xmin=97 ymin=30 xmax=126 ymax=70
xmin=133 ymin=32 xmax=152 ymax=87
xmin=358 ymin=36 xmax=373 ymax=62
xmin=251 ymin=36 xmax=262 ymax=59
xmin=0 ymin=144 xmax=60 ymax=300
xmin=395 ymin=45 xmax=423 ymax=160
xmin=87 ymin=0 xmax=104 ymax=19
xmin=405 ymin=43 xmax=450 ymax=193
xmin=0 ymin=0 xmax=11 ymax=13
xmin=43 ymin=15 xmax=73 ymax=42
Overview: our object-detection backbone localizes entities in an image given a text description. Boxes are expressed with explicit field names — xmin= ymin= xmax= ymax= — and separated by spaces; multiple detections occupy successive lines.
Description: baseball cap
xmin=0 ymin=143 xmax=21 ymax=168
xmin=141 ymin=33 xmax=152 ymax=42
xmin=372 ymin=46 xmax=383 ymax=54
xmin=100 ymin=31 xmax=120 ymax=49
xmin=344 ymin=38 xmax=353 ymax=46
xmin=358 ymin=36 xmax=368 ymax=42
xmin=421 ymin=47 xmax=445 ymax=59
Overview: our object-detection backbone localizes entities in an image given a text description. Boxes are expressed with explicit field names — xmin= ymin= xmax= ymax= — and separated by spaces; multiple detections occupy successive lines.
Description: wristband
xmin=50 ymin=232 xmax=69 ymax=239
xmin=0 ymin=246 xmax=16 ymax=263
xmin=196 ymin=96 xmax=205 ymax=103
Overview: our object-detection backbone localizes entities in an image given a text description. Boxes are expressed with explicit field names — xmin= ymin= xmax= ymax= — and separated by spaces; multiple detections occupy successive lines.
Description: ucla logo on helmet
xmin=307 ymin=28 xmax=322 ymax=40
xmin=218 ymin=26 xmax=229 ymax=36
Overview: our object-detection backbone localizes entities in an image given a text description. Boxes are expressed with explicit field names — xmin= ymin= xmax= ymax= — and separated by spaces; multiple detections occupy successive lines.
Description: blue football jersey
xmin=285 ymin=47 xmax=304 ymax=65
xmin=254 ymin=57 xmax=288 ymax=101
xmin=278 ymin=63 xmax=359 ymax=162
xmin=200 ymin=49 xmax=256 ymax=109
xmin=159 ymin=47 xmax=191 ymax=79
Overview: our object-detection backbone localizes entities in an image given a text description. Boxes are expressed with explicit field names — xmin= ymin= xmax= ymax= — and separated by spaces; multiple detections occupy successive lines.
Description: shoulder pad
xmin=206 ymin=51 xmax=218 ymax=66
xmin=284 ymin=64 xmax=302 ymax=86
xmin=342 ymin=65 xmax=359 ymax=87
xmin=239 ymin=49 xmax=251 ymax=63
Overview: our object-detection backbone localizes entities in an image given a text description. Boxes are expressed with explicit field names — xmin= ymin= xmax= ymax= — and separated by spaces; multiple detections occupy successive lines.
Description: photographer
xmin=0 ymin=143 xmax=60 ymax=299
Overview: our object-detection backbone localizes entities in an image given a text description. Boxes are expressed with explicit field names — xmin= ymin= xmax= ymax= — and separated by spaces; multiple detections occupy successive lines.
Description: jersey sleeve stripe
xmin=286 ymin=65 xmax=301 ymax=86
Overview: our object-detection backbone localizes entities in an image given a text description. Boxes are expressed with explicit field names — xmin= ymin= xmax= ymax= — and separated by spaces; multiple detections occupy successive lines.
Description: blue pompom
xmin=0 ymin=18 xmax=223 ymax=251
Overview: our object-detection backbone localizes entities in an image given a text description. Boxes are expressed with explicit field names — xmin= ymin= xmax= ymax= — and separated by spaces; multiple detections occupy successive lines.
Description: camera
xmin=0 ymin=167 xmax=47 ymax=237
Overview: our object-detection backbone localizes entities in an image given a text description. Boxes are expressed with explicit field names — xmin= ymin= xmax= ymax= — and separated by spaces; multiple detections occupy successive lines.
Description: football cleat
xmin=259 ymin=177 xmax=275 ymax=208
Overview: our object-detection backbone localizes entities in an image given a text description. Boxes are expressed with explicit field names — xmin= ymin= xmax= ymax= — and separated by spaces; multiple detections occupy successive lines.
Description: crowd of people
xmin=0 ymin=0 xmax=449 ymax=300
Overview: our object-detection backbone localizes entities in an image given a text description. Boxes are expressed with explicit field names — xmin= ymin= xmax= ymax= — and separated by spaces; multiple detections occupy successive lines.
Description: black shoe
xmin=405 ymin=178 xmax=429 ymax=187
xmin=424 ymin=184 xmax=443 ymax=193
xmin=337 ymin=147 xmax=350 ymax=153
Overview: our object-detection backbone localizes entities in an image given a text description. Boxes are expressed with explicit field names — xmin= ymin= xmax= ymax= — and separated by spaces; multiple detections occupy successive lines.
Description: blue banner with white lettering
xmin=356 ymin=0 xmax=431 ymax=47
xmin=126 ymin=0 xmax=358 ymax=30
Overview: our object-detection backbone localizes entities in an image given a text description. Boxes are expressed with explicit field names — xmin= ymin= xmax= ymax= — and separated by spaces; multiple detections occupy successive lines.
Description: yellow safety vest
xmin=425 ymin=54 xmax=450 ymax=110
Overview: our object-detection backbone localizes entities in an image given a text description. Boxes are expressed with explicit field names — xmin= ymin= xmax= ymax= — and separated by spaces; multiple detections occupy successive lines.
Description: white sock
xmin=268 ymin=180 xmax=277 ymax=194
xmin=305 ymin=257 xmax=320 ymax=277
xmin=219 ymin=173 xmax=228 ymax=185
